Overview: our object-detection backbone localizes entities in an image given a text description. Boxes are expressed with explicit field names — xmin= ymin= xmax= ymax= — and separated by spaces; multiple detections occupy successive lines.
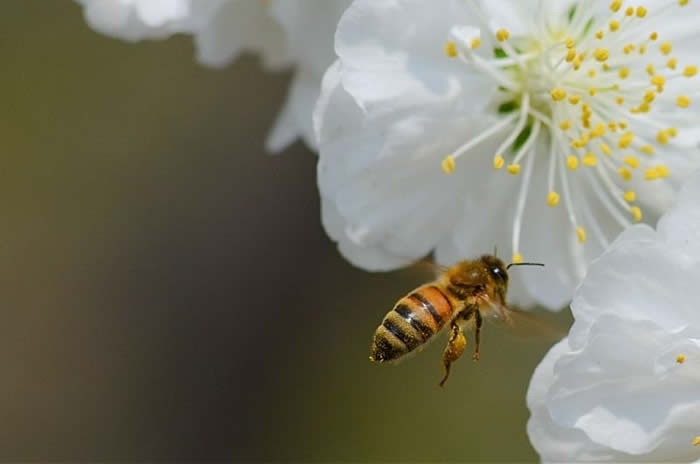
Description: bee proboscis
xmin=369 ymin=254 xmax=543 ymax=387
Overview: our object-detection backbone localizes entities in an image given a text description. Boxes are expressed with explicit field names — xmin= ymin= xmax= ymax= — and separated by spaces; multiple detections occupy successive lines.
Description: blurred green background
xmin=0 ymin=1 xmax=571 ymax=461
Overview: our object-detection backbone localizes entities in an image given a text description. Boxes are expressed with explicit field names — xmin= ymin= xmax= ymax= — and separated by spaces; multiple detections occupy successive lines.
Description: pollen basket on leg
xmin=440 ymin=0 xmax=698 ymax=255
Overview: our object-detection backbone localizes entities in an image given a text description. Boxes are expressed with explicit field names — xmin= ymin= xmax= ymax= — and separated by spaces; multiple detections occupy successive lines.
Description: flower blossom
xmin=314 ymin=0 xmax=700 ymax=309
xmin=527 ymin=171 xmax=700 ymax=462
xmin=75 ymin=0 xmax=351 ymax=152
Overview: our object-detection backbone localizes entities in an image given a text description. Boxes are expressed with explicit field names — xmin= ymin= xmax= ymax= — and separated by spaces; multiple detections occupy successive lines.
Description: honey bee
xmin=369 ymin=254 xmax=543 ymax=387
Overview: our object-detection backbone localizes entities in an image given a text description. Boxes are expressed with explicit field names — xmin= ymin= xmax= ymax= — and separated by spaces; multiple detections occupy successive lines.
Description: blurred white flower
xmin=314 ymin=0 xmax=700 ymax=309
xmin=75 ymin=0 xmax=351 ymax=152
xmin=527 ymin=172 xmax=700 ymax=462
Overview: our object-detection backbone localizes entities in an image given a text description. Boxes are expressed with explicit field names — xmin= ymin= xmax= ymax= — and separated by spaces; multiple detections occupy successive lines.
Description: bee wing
xmin=490 ymin=305 xmax=568 ymax=342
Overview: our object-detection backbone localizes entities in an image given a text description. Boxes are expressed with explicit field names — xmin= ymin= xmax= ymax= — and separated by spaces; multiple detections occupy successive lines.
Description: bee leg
xmin=439 ymin=322 xmax=466 ymax=388
xmin=472 ymin=310 xmax=483 ymax=361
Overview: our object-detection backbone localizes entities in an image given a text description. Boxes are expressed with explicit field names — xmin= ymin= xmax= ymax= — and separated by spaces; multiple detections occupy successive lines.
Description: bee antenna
xmin=507 ymin=262 xmax=545 ymax=270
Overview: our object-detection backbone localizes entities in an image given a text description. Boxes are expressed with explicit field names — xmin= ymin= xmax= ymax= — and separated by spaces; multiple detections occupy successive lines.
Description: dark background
xmin=0 ymin=1 xmax=571 ymax=461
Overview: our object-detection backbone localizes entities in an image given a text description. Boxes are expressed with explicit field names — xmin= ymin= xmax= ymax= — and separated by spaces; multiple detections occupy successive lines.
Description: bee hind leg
xmin=439 ymin=322 xmax=467 ymax=388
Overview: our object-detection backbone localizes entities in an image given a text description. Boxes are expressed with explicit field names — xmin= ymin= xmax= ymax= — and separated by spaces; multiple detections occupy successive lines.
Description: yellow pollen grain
xmin=610 ymin=20 xmax=620 ymax=32
xmin=630 ymin=206 xmax=643 ymax=222
xmin=693 ymin=436 xmax=700 ymax=446
xmin=623 ymin=156 xmax=639 ymax=168
xmin=595 ymin=30 xmax=604 ymax=40
xmin=512 ymin=253 xmax=524 ymax=264
xmin=442 ymin=155 xmax=456 ymax=174
xmin=619 ymin=121 xmax=628 ymax=130
xmin=639 ymin=44 xmax=647 ymax=55
xmin=589 ymin=88 xmax=597 ymax=96
xmin=625 ymin=6 xmax=634 ymax=16
xmin=624 ymin=191 xmax=636 ymax=202
xmin=669 ymin=127 xmax=678 ymax=137
xmin=649 ymin=32 xmax=658 ymax=41
xmin=636 ymin=6 xmax=647 ymax=17
xmin=683 ymin=65 xmax=698 ymax=77
xmin=660 ymin=42 xmax=672 ymax=55
xmin=569 ymin=95 xmax=581 ymax=105
xmin=565 ymin=37 xmax=575 ymax=48
xmin=616 ymin=96 xmax=625 ymax=105
xmin=507 ymin=164 xmax=521 ymax=175
xmin=645 ymin=168 xmax=660 ymax=180
xmin=551 ymin=88 xmax=567 ymax=101
xmin=619 ymin=67 xmax=630 ymax=79
xmin=610 ymin=0 xmax=622 ymax=12
xmin=588 ymin=69 xmax=597 ymax=78
xmin=667 ymin=57 xmax=678 ymax=69
xmin=567 ymin=156 xmax=579 ymax=170
xmin=676 ymin=354 xmax=686 ymax=364
xmin=656 ymin=164 xmax=670 ymax=177
xmin=601 ymin=143 xmax=612 ymax=155
xmin=619 ymin=167 xmax=632 ymax=181
xmin=470 ymin=38 xmax=482 ymax=49
xmin=577 ymin=227 xmax=587 ymax=243
xmin=646 ymin=64 xmax=655 ymax=76
xmin=560 ymin=120 xmax=572 ymax=130
xmin=651 ymin=75 xmax=666 ymax=87
xmin=547 ymin=191 xmax=560 ymax=207
xmin=566 ymin=49 xmax=577 ymax=62
xmin=496 ymin=29 xmax=510 ymax=42
xmin=657 ymin=130 xmax=670 ymax=144
xmin=644 ymin=91 xmax=656 ymax=102
xmin=594 ymin=48 xmax=609 ymax=62
xmin=444 ymin=41 xmax=458 ymax=57
xmin=493 ymin=155 xmax=505 ymax=170
xmin=677 ymin=95 xmax=691 ymax=108
xmin=679 ymin=0 xmax=688 ymax=5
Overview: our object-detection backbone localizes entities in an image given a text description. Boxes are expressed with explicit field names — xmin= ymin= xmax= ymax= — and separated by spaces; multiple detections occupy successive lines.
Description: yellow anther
xmin=649 ymin=32 xmax=658 ymax=41
xmin=547 ymin=191 xmax=560 ymax=207
xmin=609 ymin=122 xmax=618 ymax=132
xmin=636 ymin=6 xmax=647 ymax=17
xmin=625 ymin=6 xmax=634 ymax=16
xmin=638 ymin=145 xmax=653 ymax=156
xmin=470 ymin=38 xmax=482 ymax=49
xmin=565 ymin=37 xmax=575 ymax=49
xmin=619 ymin=121 xmax=628 ymax=130
xmin=669 ymin=127 xmax=678 ymax=137
xmin=609 ymin=20 xmax=620 ymax=31
xmin=593 ymin=48 xmax=609 ymax=62
xmin=657 ymin=130 xmax=670 ymax=145
xmin=603 ymin=63 xmax=611 ymax=71
xmin=591 ymin=123 xmax=606 ymax=138
xmin=610 ymin=0 xmax=622 ymax=12
xmin=512 ymin=253 xmax=523 ymax=264
xmin=651 ymin=75 xmax=666 ymax=87
xmin=624 ymin=191 xmax=637 ymax=202
xmin=683 ymin=65 xmax=698 ymax=77
xmin=583 ymin=153 xmax=598 ymax=166
xmin=676 ymin=354 xmax=686 ymax=364
xmin=588 ymin=69 xmax=597 ymax=78
xmin=623 ymin=156 xmax=640 ymax=168
xmin=667 ymin=57 xmax=678 ymax=70
xmin=660 ymin=41 xmax=672 ymax=55
xmin=444 ymin=41 xmax=458 ymax=57
xmin=646 ymin=64 xmax=655 ymax=76
xmin=595 ymin=30 xmax=604 ymax=40
xmin=677 ymin=95 xmax=691 ymax=108
xmin=560 ymin=120 xmax=572 ymax=130
xmin=693 ymin=437 xmax=700 ymax=447
xmin=679 ymin=0 xmax=688 ymax=5
xmin=618 ymin=67 xmax=630 ymax=79
xmin=589 ymin=88 xmax=597 ymax=96
xmin=567 ymin=156 xmax=579 ymax=170
xmin=601 ymin=143 xmax=612 ymax=155
xmin=496 ymin=29 xmax=510 ymax=42
xmin=619 ymin=167 xmax=632 ymax=181
xmin=577 ymin=227 xmax=587 ymax=243
xmin=645 ymin=168 xmax=660 ymax=180
xmin=616 ymin=96 xmax=625 ymax=105
xmin=656 ymin=164 xmax=670 ymax=178
xmin=568 ymin=95 xmax=581 ymax=105
xmin=630 ymin=206 xmax=643 ymax=222
xmin=644 ymin=91 xmax=656 ymax=103
xmin=551 ymin=88 xmax=567 ymax=101
xmin=618 ymin=132 xmax=634 ymax=149
xmin=639 ymin=44 xmax=647 ymax=55
xmin=566 ymin=49 xmax=577 ymax=62
xmin=442 ymin=155 xmax=456 ymax=174
xmin=493 ymin=155 xmax=505 ymax=170
xmin=507 ymin=164 xmax=521 ymax=175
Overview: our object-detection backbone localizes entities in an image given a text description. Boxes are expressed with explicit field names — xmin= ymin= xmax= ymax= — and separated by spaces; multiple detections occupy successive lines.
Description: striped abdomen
xmin=370 ymin=285 xmax=455 ymax=363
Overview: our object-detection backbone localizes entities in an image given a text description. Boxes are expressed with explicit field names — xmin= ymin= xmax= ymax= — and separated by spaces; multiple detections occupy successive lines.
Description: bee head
xmin=480 ymin=254 xmax=509 ymax=304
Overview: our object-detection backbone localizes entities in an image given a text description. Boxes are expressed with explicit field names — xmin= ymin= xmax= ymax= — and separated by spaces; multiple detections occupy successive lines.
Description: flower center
xmin=441 ymin=0 xmax=697 ymax=263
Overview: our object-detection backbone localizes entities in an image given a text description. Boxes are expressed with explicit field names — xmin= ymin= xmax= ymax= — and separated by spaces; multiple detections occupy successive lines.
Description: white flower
xmin=75 ymin=0 xmax=351 ymax=152
xmin=314 ymin=0 xmax=700 ymax=309
xmin=527 ymin=171 xmax=700 ymax=462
